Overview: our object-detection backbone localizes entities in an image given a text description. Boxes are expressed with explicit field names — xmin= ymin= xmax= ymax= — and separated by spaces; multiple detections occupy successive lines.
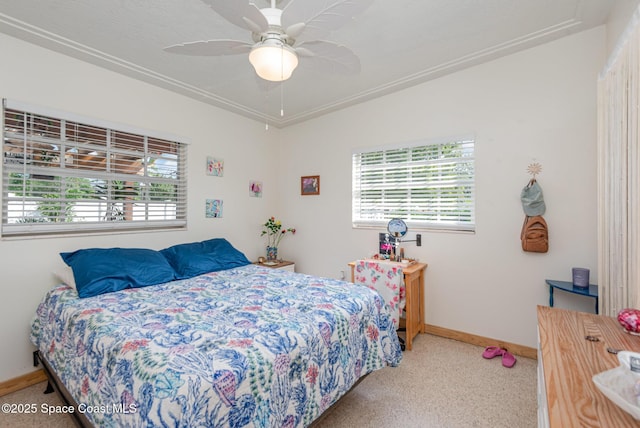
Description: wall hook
xmin=527 ymin=161 xmax=542 ymax=180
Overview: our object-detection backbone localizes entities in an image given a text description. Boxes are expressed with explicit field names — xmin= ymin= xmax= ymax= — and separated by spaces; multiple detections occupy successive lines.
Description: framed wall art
xmin=249 ymin=180 xmax=263 ymax=197
xmin=205 ymin=199 xmax=223 ymax=218
xmin=206 ymin=157 xmax=224 ymax=176
xmin=301 ymin=175 xmax=320 ymax=195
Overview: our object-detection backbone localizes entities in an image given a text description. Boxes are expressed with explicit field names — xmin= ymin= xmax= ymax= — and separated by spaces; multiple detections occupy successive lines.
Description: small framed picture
xmin=205 ymin=199 xmax=223 ymax=218
xmin=206 ymin=157 xmax=224 ymax=176
xmin=249 ymin=180 xmax=263 ymax=197
xmin=301 ymin=175 xmax=320 ymax=195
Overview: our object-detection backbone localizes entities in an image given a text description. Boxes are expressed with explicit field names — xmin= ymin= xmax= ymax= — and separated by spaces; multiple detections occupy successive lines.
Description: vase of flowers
xmin=261 ymin=217 xmax=296 ymax=261
xmin=266 ymin=246 xmax=278 ymax=262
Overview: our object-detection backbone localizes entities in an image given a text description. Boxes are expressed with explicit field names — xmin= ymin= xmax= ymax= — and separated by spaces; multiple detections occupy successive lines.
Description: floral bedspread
xmin=353 ymin=260 xmax=405 ymax=328
xmin=31 ymin=264 xmax=402 ymax=427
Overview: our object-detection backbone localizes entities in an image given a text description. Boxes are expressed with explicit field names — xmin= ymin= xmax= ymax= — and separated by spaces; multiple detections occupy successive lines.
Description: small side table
xmin=348 ymin=261 xmax=427 ymax=350
xmin=545 ymin=279 xmax=598 ymax=314
xmin=254 ymin=260 xmax=295 ymax=272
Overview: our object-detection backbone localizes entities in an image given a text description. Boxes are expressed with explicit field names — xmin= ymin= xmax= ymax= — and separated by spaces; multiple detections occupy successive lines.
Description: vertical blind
xmin=352 ymin=137 xmax=475 ymax=232
xmin=2 ymin=100 xmax=188 ymax=236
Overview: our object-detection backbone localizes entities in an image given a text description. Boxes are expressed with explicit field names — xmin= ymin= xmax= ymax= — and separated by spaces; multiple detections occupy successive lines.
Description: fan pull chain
xmin=264 ymin=83 xmax=270 ymax=131
xmin=280 ymin=83 xmax=284 ymax=117
xmin=280 ymin=44 xmax=285 ymax=117
xmin=282 ymin=44 xmax=284 ymax=117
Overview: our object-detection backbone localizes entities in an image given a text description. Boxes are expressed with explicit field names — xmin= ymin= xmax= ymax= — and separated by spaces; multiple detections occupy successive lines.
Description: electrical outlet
xmin=416 ymin=234 xmax=422 ymax=246
xmin=340 ymin=270 xmax=345 ymax=280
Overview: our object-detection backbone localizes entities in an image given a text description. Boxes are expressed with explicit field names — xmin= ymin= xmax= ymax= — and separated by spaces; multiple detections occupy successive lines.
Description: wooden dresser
xmin=537 ymin=305 xmax=640 ymax=427
xmin=348 ymin=261 xmax=427 ymax=350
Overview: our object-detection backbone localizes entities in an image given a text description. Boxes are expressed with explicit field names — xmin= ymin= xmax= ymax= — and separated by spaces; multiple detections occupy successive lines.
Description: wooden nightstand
xmin=255 ymin=260 xmax=295 ymax=272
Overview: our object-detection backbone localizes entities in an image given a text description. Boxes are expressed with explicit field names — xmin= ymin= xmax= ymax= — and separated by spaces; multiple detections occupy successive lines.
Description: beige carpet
xmin=0 ymin=335 xmax=537 ymax=428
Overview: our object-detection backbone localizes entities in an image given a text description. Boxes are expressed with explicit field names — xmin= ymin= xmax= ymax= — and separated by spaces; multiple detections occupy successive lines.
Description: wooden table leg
xmin=405 ymin=279 xmax=413 ymax=351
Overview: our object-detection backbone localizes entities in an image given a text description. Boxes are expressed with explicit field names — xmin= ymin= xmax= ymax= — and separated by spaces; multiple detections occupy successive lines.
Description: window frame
xmin=2 ymin=99 xmax=188 ymax=238
xmin=352 ymin=135 xmax=475 ymax=233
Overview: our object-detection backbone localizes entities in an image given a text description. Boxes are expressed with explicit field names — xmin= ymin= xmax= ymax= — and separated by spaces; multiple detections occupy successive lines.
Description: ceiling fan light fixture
xmin=249 ymin=40 xmax=298 ymax=82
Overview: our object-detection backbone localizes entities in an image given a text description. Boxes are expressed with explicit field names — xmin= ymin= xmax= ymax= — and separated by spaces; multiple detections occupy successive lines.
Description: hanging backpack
xmin=521 ymin=215 xmax=549 ymax=253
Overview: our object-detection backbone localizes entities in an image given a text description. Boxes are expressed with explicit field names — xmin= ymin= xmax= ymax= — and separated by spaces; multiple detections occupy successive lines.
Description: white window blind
xmin=2 ymin=100 xmax=187 ymax=237
xmin=352 ymin=137 xmax=475 ymax=232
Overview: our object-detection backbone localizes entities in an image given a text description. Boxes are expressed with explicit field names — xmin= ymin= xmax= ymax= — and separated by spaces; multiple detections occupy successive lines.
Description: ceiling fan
xmin=164 ymin=0 xmax=373 ymax=82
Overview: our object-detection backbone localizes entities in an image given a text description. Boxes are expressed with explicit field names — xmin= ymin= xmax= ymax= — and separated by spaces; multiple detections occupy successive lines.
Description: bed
xmin=30 ymin=239 xmax=403 ymax=427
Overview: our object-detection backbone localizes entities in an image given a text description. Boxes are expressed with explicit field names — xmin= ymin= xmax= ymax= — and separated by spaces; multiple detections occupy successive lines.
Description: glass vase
xmin=266 ymin=246 xmax=278 ymax=262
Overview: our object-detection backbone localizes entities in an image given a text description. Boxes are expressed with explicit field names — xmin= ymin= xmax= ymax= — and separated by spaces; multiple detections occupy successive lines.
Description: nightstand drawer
xmin=278 ymin=263 xmax=295 ymax=272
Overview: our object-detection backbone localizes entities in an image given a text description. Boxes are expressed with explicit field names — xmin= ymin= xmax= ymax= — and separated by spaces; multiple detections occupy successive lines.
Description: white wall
xmin=279 ymin=26 xmax=605 ymax=349
xmin=0 ymin=33 xmax=281 ymax=382
xmin=605 ymin=0 xmax=640 ymax=55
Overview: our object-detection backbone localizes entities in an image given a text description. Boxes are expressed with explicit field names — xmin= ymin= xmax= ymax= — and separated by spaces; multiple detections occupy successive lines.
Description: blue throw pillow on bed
xmin=60 ymin=248 xmax=177 ymax=298
xmin=161 ymin=238 xmax=251 ymax=279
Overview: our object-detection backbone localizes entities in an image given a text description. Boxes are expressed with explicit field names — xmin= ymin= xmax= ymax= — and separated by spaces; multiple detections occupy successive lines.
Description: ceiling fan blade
xmin=295 ymin=40 xmax=360 ymax=74
xmin=164 ymin=40 xmax=253 ymax=56
xmin=200 ymin=0 xmax=269 ymax=33
xmin=285 ymin=22 xmax=306 ymax=39
xmin=282 ymin=0 xmax=373 ymax=42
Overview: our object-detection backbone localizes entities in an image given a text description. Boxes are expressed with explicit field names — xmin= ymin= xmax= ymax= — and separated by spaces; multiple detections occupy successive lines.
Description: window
xmin=2 ymin=100 xmax=187 ymax=237
xmin=352 ymin=136 xmax=475 ymax=232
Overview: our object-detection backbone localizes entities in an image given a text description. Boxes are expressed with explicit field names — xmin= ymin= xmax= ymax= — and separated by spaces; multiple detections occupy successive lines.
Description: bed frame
xmin=35 ymin=351 xmax=92 ymax=428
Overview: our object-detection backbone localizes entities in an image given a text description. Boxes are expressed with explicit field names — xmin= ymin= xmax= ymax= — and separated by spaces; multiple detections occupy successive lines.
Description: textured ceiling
xmin=0 ymin=0 xmax=616 ymax=127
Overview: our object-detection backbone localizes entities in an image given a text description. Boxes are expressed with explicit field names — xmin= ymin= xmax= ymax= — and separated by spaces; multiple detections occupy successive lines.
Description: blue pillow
xmin=61 ymin=248 xmax=176 ymax=298
xmin=161 ymin=238 xmax=251 ymax=279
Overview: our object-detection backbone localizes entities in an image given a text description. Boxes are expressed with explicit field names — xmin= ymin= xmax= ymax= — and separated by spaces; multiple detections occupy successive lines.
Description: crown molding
xmin=0 ymin=13 xmax=583 ymax=128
